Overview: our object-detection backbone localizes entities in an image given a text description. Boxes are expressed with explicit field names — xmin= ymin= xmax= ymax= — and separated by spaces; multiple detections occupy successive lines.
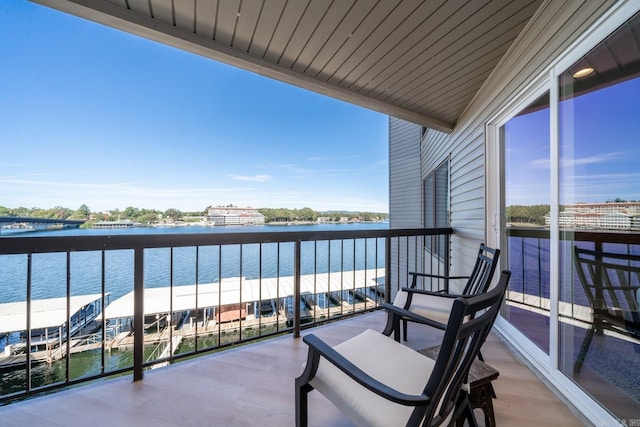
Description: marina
xmin=0 ymin=294 xmax=105 ymax=361
xmin=0 ymin=217 xmax=83 ymax=236
xmin=0 ymin=268 xmax=385 ymax=375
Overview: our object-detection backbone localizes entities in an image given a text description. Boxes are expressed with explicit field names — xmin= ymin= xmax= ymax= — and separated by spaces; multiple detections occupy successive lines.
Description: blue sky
xmin=505 ymin=76 xmax=640 ymax=206
xmin=0 ymin=2 xmax=389 ymax=213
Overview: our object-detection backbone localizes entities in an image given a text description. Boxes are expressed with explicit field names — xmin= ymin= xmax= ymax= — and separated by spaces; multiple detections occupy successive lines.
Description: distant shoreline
xmin=264 ymin=220 xmax=385 ymax=226
xmin=89 ymin=219 xmax=388 ymax=229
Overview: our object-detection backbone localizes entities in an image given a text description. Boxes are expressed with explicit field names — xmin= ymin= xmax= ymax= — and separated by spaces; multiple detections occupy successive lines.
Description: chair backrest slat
xmin=462 ymin=244 xmax=500 ymax=296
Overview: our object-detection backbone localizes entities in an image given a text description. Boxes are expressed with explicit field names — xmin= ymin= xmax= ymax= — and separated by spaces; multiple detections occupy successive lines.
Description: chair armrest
xmin=400 ymin=287 xmax=466 ymax=299
xmin=409 ymin=272 xmax=470 ymax=280
xmin=408 ymin=272 xmax=470 ymax=290
xmin=383 ymin=302 xmax=447 ymax=331
xmin=302 ymin=334 xmax=430 ymax=406
xmin=598 ymin=286 xmax=640 ymax=292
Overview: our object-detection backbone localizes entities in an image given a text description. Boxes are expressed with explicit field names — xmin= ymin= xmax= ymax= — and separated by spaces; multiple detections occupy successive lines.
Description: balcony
xmin=2 ymin=224 xmax=638 ymax=425
xmin=0 ymin=310 xmax=581 ymax=426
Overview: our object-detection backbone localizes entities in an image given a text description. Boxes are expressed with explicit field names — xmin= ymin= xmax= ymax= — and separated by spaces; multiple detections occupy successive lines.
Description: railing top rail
xmin=507 ymin=227 xmax=640 ymax=245
xmin=0 ymin=227 xmax=453 ymax=255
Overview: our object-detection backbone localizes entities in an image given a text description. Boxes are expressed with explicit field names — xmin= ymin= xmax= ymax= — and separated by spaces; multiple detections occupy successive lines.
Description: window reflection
xmin=558 ymin=11 xmax=640 ymax=420
xmin=423 ymin=159 xmax=449 ymax=260
xmin=502 ymin=92 xmax=551 ymax=355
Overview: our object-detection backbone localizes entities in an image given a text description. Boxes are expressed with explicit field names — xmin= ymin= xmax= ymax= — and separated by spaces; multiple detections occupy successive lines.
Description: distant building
xmin=207 ymin=206 xmax=265 ymax=226
xmin=92 ymin=220 xmax=136 ymax=229
xmin=544 ymin=202 xmax=640 ymax=230
xmin=567 ymin=202 xmax=640 ymax=215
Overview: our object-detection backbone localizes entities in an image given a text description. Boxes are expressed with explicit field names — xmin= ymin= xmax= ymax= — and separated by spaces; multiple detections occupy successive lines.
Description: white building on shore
xmin=207 ymin=206 xmax=265 ymax=226
xmin=545 ymin=202 xmax=640 ymax=230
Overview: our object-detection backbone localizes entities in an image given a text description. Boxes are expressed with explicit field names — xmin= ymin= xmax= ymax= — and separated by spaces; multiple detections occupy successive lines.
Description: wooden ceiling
xmin=36 ymin=0 xmax=544 ymax=133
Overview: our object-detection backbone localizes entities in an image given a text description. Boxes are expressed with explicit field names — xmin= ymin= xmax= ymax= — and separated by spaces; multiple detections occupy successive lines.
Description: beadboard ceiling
xmin=35 ymin=0 xmax=545 ymax=133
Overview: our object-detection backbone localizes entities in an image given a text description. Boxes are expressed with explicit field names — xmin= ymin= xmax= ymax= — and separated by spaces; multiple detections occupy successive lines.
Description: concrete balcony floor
xmin=0 ymin=311 xmax=581 ymax=426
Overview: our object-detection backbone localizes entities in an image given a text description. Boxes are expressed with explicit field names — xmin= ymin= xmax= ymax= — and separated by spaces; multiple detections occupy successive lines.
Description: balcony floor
xmin=0 ymin=311 xmax=581 ymax=426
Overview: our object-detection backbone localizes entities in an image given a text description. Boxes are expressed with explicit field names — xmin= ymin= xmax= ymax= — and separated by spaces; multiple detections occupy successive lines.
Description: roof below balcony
xmin=0 ymin=294 xmax=104 ymax=334
xmin=35 ymin=0 xmax=544 ymax=133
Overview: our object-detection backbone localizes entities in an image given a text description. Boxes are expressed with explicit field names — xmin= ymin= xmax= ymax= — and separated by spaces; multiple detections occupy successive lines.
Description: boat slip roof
xmin=100 ymin=268 xmax=384 ymax=320
xmin=0 ymin=294 xmax=105 ymax=335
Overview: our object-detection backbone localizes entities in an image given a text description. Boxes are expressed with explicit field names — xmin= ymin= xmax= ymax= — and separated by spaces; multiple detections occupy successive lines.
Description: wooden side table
xmin=419 ymin=345 xmax=500 ymax=427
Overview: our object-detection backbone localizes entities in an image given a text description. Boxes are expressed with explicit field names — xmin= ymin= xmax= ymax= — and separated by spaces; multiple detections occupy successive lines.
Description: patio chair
xmin=295 ymin=270 xmax=511 ymax=427
xmin=573 ymin=246 xmax=640 ymax=374
xmin=385 ymin=243 xmax=500 ymax=342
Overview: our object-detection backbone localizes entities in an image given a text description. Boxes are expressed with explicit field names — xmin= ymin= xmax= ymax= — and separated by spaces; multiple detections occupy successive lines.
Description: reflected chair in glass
xmin=573 ymin=246 xmax=640 ymax=374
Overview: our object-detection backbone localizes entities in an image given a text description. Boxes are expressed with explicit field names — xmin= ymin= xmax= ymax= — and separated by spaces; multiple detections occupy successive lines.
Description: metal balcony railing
xmin=0 ymin=227 xmax=452 ymax=403
xmin=506 ymin=227 xmax=640 ymax=317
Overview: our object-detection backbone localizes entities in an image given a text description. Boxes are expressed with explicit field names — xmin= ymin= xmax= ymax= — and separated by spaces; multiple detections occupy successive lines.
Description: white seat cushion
xmin=308 ymin=329 xmax=436 ymax=427
xmin=393 ymin=291 xmax=456 ymax=325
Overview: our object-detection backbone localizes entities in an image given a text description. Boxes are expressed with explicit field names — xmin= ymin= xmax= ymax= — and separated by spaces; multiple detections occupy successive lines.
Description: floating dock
xmin=100 ymin=268 xmax=384 ymax=321
xmin=0 ymin=269 xmax=384 ymax=370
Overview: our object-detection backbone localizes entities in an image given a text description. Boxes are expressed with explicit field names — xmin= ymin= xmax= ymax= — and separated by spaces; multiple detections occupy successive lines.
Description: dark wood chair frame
xmin=389 ymin=243 xmax=500 ymax=341
xmin=573 ymin=246 xmax=640 ymax=374
xmin=295 ymin=271 xmax=511 ymax=427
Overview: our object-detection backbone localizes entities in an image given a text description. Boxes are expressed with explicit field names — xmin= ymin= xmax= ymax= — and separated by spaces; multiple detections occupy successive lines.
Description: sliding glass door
xmin=557 ymin=12 xmax=640 ymax=419
xmin=494 ymin=9 xmax=640 ymax=421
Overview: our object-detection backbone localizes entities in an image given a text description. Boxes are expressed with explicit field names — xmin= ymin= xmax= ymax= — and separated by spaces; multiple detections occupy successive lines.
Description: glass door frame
xmin=485 ymin=2 xmax=640 ymax=423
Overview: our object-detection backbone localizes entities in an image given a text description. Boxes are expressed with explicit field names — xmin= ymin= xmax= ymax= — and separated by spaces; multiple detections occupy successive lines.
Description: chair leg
xmin=382 ymin=310 xmax=401 ymax=341
xmin=454 ymin=393 xmax=478 ymax=427
xmin=402 ymin=319 xmax=408 ymax=341
xmin=465 ymin=402 xmax=480 ymax=427
xmin=594 ymin=317 xmax=604 ymax=335
xmin=478 ymin=352 xmax=497 ymax=399
xmin=295 ymin=383 xmax=312 ymax=427
xmin=476 ymin=350 xmax=496 ymax=399
xmin=574 ymin=326 xmax=595 ymax=374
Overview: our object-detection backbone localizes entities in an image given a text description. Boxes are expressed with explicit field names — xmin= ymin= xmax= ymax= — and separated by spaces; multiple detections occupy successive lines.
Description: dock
xmin=0 ymin=269 xmax=384 ymax=371
xmin=99 ymin=268 xmax=384 ymax=321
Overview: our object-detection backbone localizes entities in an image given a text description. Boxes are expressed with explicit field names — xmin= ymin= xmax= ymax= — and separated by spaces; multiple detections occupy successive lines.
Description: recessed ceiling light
xmin=573 ymin=67 xmax=594 ymax=78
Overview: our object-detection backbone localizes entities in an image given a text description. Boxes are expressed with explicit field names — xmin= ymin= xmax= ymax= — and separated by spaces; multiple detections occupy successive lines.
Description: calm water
xmin=0 ymin=222 xmax=389 ymax=305
xmin=0 ymin=222 xmax=389 ymax=394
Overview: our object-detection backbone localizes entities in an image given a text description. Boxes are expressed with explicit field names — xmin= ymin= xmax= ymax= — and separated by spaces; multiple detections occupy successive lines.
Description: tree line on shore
xmin=0 ymin=205 xmax=388 ymax=226
xmin=15 ymin=202 xmax=634 ymax=227
xmin=258 ymin=207 xmax=386 ymax=223
xmin=506 ymin=204 xmax=550 ymax=225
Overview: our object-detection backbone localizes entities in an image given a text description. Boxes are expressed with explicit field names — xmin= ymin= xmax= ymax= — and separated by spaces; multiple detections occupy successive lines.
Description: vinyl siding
xmin=387 ymin=117 xmax=422 ymax=299
xmin=388 ymin=117 xmax=421 ymax=229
